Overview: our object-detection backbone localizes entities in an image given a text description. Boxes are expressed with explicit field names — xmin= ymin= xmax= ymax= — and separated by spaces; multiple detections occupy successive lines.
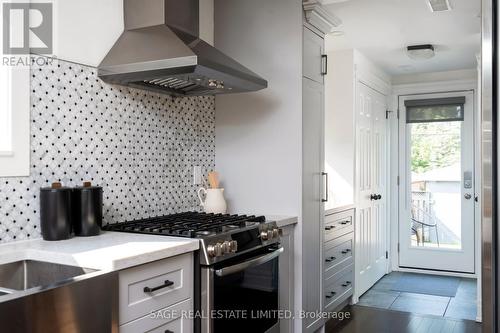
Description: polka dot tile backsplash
xmin=0 ymin=59 xmax=215 ymax=243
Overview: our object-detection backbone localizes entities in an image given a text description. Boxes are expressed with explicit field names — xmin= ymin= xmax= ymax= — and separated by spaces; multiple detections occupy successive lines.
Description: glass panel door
xmin=398 ymin=91 xmax=475 ymax=273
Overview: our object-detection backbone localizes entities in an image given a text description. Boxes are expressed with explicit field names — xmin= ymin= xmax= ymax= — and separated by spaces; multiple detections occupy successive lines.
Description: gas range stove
xmin=103 ymin=212 xmax=281 ymax=265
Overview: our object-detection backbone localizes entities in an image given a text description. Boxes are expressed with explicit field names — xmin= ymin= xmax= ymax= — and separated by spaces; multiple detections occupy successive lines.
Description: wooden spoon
xmin=208 ymin=171 xmax=219 ymax=189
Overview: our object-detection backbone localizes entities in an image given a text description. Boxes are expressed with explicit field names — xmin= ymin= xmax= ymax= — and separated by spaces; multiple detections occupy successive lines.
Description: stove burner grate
xmin=102 ymin=212 xmax=266 ymax=238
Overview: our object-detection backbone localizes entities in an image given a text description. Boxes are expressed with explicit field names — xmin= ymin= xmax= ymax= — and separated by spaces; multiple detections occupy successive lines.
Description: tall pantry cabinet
xmin=302 ymin=2 xmax=340 ymax=332
xmin=302 ymin=25 xmax=326 ymax=332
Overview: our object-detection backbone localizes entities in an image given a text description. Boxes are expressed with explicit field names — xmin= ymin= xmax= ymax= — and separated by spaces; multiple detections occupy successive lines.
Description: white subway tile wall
xmin=0 ymin=59 xmax=215 ymax=243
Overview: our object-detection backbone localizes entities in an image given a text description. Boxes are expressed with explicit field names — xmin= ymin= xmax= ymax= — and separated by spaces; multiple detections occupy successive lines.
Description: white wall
xmin=324 ymin=49 xmax=355 ymax=210
xmin=392 ymin=69 xmax=477 ymax=85
xmin=214 ymin=0 xmax=303 ymax=217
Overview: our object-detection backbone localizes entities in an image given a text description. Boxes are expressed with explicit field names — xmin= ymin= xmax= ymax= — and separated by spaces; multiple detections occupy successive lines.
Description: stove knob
xmin=207 ymin=244 xmax=216 ymax=257
xmin=229 ymin=240 xmax=238 ymax=253
xmin=272 ymin=228 xmax=280 ymax=238
xmin=222 ymin=241 xmax=231 ymax=254
xmin=214 ymin=243 xmax=223 ymax=257
xmin=260 ymin=230 xmax=269 ymax=241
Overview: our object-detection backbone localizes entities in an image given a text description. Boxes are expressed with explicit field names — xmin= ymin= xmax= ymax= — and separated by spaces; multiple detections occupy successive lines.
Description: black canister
xmin=40 ymin=182 xmax=73 ymax=241
xmin=72 ymin=182 xmax=103 ymax=236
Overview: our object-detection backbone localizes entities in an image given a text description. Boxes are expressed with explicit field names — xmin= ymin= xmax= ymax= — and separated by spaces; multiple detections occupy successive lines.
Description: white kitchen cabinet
xmin=302 ymin=25 xmax=326 ymax=333
xmin=118 ymin=253 xmax=194 ymax=332
xmin=119 ymin=299 xmax=193 ymax=333
xmin=323 ymin=208 xmax=354 ymax=312
xmin=54 ymin=0 xmax=123 ymax=67
xmin=303 ymin=28 xmax=325 ymax=84
xmin=53 ymin=0 xmax=214 ymax=67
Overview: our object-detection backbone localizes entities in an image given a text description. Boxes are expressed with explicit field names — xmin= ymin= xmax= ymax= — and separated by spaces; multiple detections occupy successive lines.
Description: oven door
xmin=200 ymin=245 xmax=283 ymax=333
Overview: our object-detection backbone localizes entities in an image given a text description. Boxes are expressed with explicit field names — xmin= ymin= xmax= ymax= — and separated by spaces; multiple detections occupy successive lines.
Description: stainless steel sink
xmin=0 ymin=260 xmax=118 ymax=333
xmin=0 ymin=260 xmax=97 ymax=292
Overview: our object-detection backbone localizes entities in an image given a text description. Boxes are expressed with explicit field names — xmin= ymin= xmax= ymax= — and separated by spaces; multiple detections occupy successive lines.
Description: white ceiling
xmin=324 ymin=0 xmax=481 ymax=76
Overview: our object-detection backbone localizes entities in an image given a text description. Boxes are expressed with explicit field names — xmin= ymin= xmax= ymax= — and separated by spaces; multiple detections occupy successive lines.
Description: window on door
xmin=406 ymin=97 xmax=465 ymax=250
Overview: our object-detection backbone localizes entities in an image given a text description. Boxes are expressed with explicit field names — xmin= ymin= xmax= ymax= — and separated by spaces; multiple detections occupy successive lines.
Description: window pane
xmin=409 ymin=121 xmax=462 ymax=249
xmin=0 ymin=65 xmax=12 ymax=153
xmin=0 ymin=2 xmax=11 ymax=154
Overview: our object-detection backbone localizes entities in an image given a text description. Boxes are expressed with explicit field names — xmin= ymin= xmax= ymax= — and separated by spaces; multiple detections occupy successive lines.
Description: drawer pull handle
xmin=325 ymin=256 xmax=337 ymax=262
xmin=341 ymin=249 xmax=352 ymax=254
xmin=165 ymin=330 xmax=174 ymax=333
xmin=342 ymin=281 xmax=352 ymax=287
xmin=325 ymin=226 xmax=335 ymax=231
xmin=325 ymin=291 xmax=336 ymax=299
xmin=144 ymin=280 xmax=174 ymax=293
xmin=339 ymin=221 xmax=350 ymax=225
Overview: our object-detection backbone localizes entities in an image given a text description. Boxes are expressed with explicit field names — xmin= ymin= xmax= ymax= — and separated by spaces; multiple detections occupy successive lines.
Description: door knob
xmin=377 ymin=194 xmax=382 ymax=200
xmin=370 ymin=194 xmax=377 ymax=200
xmin=464 ymin=193 xmax=472 ymax=200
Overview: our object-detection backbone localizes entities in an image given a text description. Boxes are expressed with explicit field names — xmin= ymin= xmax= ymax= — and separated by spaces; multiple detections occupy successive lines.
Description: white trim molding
xmin=303 ymin=0 xmax=342 ymax=35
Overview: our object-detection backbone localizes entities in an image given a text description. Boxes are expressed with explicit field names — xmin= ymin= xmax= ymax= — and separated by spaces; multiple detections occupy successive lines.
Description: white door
xmin=398 ymin=91 xmax=475 ymax=273
xmin=355 ymin=82 xmax=388 ymax=297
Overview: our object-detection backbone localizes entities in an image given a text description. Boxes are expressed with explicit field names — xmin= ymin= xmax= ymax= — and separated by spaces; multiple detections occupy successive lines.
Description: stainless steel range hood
xmin=98 ymin=0 xmax=267 ymax=96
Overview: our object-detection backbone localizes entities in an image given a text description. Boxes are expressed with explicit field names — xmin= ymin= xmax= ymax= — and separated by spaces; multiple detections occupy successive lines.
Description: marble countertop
xmin=267 ymin=215 xmax=298 ymax=227
xmin=0 ymin=215 xmax=296 ymax=272
xmin=325 ymin=205 xmax=355 ymax=215
xmin=0 ymin=231 xmax=199 ymax=271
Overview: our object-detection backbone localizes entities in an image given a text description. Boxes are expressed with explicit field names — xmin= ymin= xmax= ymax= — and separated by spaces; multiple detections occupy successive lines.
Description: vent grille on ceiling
xmin=428 ymin=0 xmax=452 ymax=12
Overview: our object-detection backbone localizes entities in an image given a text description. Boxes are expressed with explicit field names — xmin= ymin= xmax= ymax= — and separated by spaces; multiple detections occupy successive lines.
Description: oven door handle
xmin=214 ymin=247 xmax=284 ymax=277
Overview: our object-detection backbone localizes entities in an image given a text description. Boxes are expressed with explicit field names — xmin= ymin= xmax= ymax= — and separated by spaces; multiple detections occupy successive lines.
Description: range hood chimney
xmin=98 ymin=0 xmax=268 ymax=96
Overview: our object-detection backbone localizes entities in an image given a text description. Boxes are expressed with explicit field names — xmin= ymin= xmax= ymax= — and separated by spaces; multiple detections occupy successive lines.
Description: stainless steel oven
xmin=199 ymin=244 xmax=283 ymax=333
xmin=104 ymin=212 xmax=282 ymax=333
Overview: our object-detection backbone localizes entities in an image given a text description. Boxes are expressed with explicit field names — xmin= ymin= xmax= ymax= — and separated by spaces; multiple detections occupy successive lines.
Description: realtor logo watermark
xmin=2 ymin=1 xmax=54 ymax=66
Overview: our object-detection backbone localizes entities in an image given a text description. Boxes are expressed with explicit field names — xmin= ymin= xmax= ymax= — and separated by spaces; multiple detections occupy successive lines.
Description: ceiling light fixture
xmin=406 ymin=44 xmax=435 ymax=60
xmin=428 ymin=0 xmax=452 ymax=12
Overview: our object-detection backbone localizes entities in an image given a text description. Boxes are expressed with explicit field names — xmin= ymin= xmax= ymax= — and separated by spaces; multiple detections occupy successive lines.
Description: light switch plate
xmin=193 ymin=166 xmax=202 ymax=185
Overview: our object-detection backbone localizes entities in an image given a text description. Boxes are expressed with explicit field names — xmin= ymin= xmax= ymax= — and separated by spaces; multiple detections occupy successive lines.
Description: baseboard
xmin=396 ymin=267 xmax=477 ymax=278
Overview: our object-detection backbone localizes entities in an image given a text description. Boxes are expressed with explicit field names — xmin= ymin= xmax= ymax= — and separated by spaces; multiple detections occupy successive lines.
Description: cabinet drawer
xmin=119 ymin=253 xmax=193 ymax=325
xmin=324 ymin=233 xmax=353 ymax=280
xmin=324 ymin=264 xmax=353 ymax=311
xmin=324 ymin=209 xmax=354 ymax=241
xmin=119 ymin=298 xmax=193 ymax=333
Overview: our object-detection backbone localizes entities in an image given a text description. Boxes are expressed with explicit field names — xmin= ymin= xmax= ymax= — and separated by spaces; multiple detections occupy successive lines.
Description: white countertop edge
xmin=266 ymin=215 xmax=298 ymax=228
xmin=325 ymin=205 xmax=356 ymax=215
xmin=0 ymin=232 xmax=199 ymax=271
